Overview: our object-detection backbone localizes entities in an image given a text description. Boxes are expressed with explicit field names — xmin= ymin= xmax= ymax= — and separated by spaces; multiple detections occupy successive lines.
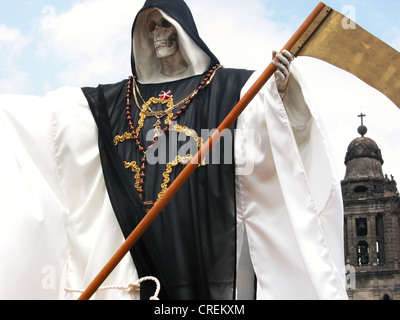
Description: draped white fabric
xmin=0 ymin=63 xmax=347 ymax=300
xmin=235 ymin=66 xmax=347 ymax=300
xmin=0 ymin=88 xmax=138 ymax=300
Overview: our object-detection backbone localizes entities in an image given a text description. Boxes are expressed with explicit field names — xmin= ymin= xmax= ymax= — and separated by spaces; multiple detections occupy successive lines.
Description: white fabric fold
xmin=0 ymin=88 xmax=138 ymax=300
xmin=235 ymin=63 xmax=347 ymax=300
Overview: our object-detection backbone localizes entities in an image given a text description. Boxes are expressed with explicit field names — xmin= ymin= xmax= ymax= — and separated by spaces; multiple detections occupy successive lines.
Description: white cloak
xmin=0 ymin=64 xmax=348 ymax=300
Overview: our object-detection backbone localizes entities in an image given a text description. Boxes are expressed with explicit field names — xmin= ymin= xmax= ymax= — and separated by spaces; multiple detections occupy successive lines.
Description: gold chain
xmin=132 ymin=65 xmax=222 ymax=118
xmin=124 ymin=154 xmax=203 ymax=203
xmin=120 ymin=65 xmax=222 ymax=209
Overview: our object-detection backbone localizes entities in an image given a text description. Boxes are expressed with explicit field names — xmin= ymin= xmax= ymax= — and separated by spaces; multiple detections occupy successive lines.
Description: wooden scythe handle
xmin=78 ymin=2 xmax=327 ymax=300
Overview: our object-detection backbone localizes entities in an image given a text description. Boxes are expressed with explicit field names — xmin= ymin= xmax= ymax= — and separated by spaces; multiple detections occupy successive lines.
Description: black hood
xmin=131 ymin=0 xmax=219 ymax=81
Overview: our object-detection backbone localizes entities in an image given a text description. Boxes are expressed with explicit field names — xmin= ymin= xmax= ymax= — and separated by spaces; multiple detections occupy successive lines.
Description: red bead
xmin=141 ymin=157 xmax=147 ymax=163
xmin=127 ymin=115 xmax=132 ymax=121
xmin=200 ymin=81 xmax=206 ymax=86
xmin=184 ymin=101 xmax=191 ymax=106
xmin=126 ymin=110 xmax=131 ymax=116
xmin=207 ymin=73 xmax=212 ymax=77
xmin=139 ymin=147 xmax=145 ymax=152
xmin=140 ymin=173 xmax=146 ymax=178
xmin=180 ymin=106 xmax=187 ymax=112
xmin=163 ymin=127 xmax=168 ymax=133
xmin=197 ymin=86 xmax=203 ymax=91
xmin=176 ymin=111 xmax=182 ymax=116
xmin=140 ymin=180 xmax=144 ymax=186
xmin=130 ymin=125 xmax=135 ymax=131
xmin=133 ymin=135 xmax=139 ymax=140
xmin=141 ymin=165 xmax=146 ymax=171
xmin=138 ymin=189 xmax=144 ymax=194
xmin=172 ymin=116 xmax=177 ymax=121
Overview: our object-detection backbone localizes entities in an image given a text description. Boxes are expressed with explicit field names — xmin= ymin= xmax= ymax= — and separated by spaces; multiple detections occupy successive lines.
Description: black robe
xmin=82 ymin=0 xmax=253 ymax=300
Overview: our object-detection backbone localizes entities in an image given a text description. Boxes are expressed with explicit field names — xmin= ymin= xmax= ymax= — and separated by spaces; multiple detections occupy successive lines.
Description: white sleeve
xmin=0 ymin=88 xmax=139 ymax=300
xmin=235 ymin=64 xmax=348 ymax=300
xmin=0 ymin=92 xmax=68 ymax=299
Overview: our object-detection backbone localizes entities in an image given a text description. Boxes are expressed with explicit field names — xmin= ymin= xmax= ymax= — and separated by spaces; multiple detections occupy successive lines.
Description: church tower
xmin=341 ymin=114 xmax=400 ymax=300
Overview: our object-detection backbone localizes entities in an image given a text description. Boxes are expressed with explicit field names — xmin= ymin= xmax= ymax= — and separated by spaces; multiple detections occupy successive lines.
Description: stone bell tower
xmin=341 ymin=114 xmax=400 ymax=300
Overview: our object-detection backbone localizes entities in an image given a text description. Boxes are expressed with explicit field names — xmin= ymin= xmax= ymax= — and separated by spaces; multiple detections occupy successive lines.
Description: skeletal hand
xmin=272 ymin=50 xmax=294 ymax=95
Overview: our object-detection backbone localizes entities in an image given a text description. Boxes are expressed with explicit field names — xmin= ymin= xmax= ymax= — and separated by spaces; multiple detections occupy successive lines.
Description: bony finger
xmin=272 ymin=62 xmax=289 ymax=80
xmin=272 ymin=60 xmax=286 ymax=72
xmin=275 ymin=53 xmax=290 ymax=68
xmin=275 ymin=70 xmax=286 ymax=82
xmin=282 ymin=49 xmax=294 ymax=61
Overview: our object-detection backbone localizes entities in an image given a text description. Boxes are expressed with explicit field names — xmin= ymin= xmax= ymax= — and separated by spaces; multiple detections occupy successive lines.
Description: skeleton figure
xmin=147 ymin=10 xmax=188 ymax=76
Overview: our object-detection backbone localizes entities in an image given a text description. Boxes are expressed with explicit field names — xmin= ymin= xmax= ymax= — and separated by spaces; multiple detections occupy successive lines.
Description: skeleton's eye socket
xmin=161 ymin=19 xmax=171 ymax=28
xmin=149 ymin=21 xmax=156 ymax=32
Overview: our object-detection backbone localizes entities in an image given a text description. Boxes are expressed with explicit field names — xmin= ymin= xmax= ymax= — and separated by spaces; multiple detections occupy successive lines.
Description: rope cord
xmin=65 ymin=276 xmax=161 ymax=300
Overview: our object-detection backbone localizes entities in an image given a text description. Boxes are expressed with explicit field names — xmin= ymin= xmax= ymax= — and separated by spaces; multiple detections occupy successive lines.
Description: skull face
xmin=148 ymin=11 xmax=178 ymax=59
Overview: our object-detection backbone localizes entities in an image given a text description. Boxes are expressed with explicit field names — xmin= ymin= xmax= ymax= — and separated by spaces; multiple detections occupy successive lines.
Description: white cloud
xmin=188 ymin=0 xmax=291 ymax=70
xmin=0 ymin=24 xmax=29 ymax=93
xmin=37 ymin=0 xmax=143 ymax=87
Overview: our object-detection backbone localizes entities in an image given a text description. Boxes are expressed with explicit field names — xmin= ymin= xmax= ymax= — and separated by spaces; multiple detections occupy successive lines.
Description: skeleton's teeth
xmin=154 ymin=40 xmax=173 ymax=49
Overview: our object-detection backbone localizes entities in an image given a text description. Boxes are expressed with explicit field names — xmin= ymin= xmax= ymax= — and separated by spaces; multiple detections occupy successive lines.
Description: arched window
xmin=354 ymin=185 xmax=368 ymax=193
xmin=357 ymin=241 xmax=369 ymax=266
xmin=356 ymin=218 xmax=368 ymax=236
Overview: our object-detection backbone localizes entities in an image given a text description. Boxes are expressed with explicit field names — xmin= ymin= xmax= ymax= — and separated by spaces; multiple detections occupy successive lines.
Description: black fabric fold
xmin=82 ymin=83 xmax=173 ymax=300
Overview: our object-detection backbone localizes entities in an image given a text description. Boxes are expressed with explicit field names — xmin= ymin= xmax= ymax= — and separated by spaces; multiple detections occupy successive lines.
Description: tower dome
xmin=343 ymin=114 xmax=384 ymax=181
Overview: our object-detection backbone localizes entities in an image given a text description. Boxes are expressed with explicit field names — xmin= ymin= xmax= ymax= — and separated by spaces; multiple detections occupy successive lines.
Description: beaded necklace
xmin=123 ymin=64 xmax=222 ymax=210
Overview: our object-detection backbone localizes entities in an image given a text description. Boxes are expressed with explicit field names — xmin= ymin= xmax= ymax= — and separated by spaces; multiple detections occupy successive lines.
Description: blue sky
xmin=0 ymin=0 xmax=400 ymax=181
xmin=1 ymin=0 xmax=400 ymax=95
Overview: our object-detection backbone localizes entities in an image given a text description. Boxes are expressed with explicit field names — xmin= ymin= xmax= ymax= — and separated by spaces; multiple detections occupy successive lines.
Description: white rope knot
xmin=134 ymin=276 xmax=161 ymax=300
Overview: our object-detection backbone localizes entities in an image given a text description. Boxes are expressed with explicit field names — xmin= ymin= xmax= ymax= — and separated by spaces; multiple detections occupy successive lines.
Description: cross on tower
xmin=357 ymin=113 xmax=368 ymax=137
xmin=358 ymin=113 xmax=366 ymax=126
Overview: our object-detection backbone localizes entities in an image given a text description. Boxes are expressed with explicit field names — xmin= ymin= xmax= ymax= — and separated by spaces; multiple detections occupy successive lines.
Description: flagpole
xmin=78 ymin=2 xmax=328 ymax=300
